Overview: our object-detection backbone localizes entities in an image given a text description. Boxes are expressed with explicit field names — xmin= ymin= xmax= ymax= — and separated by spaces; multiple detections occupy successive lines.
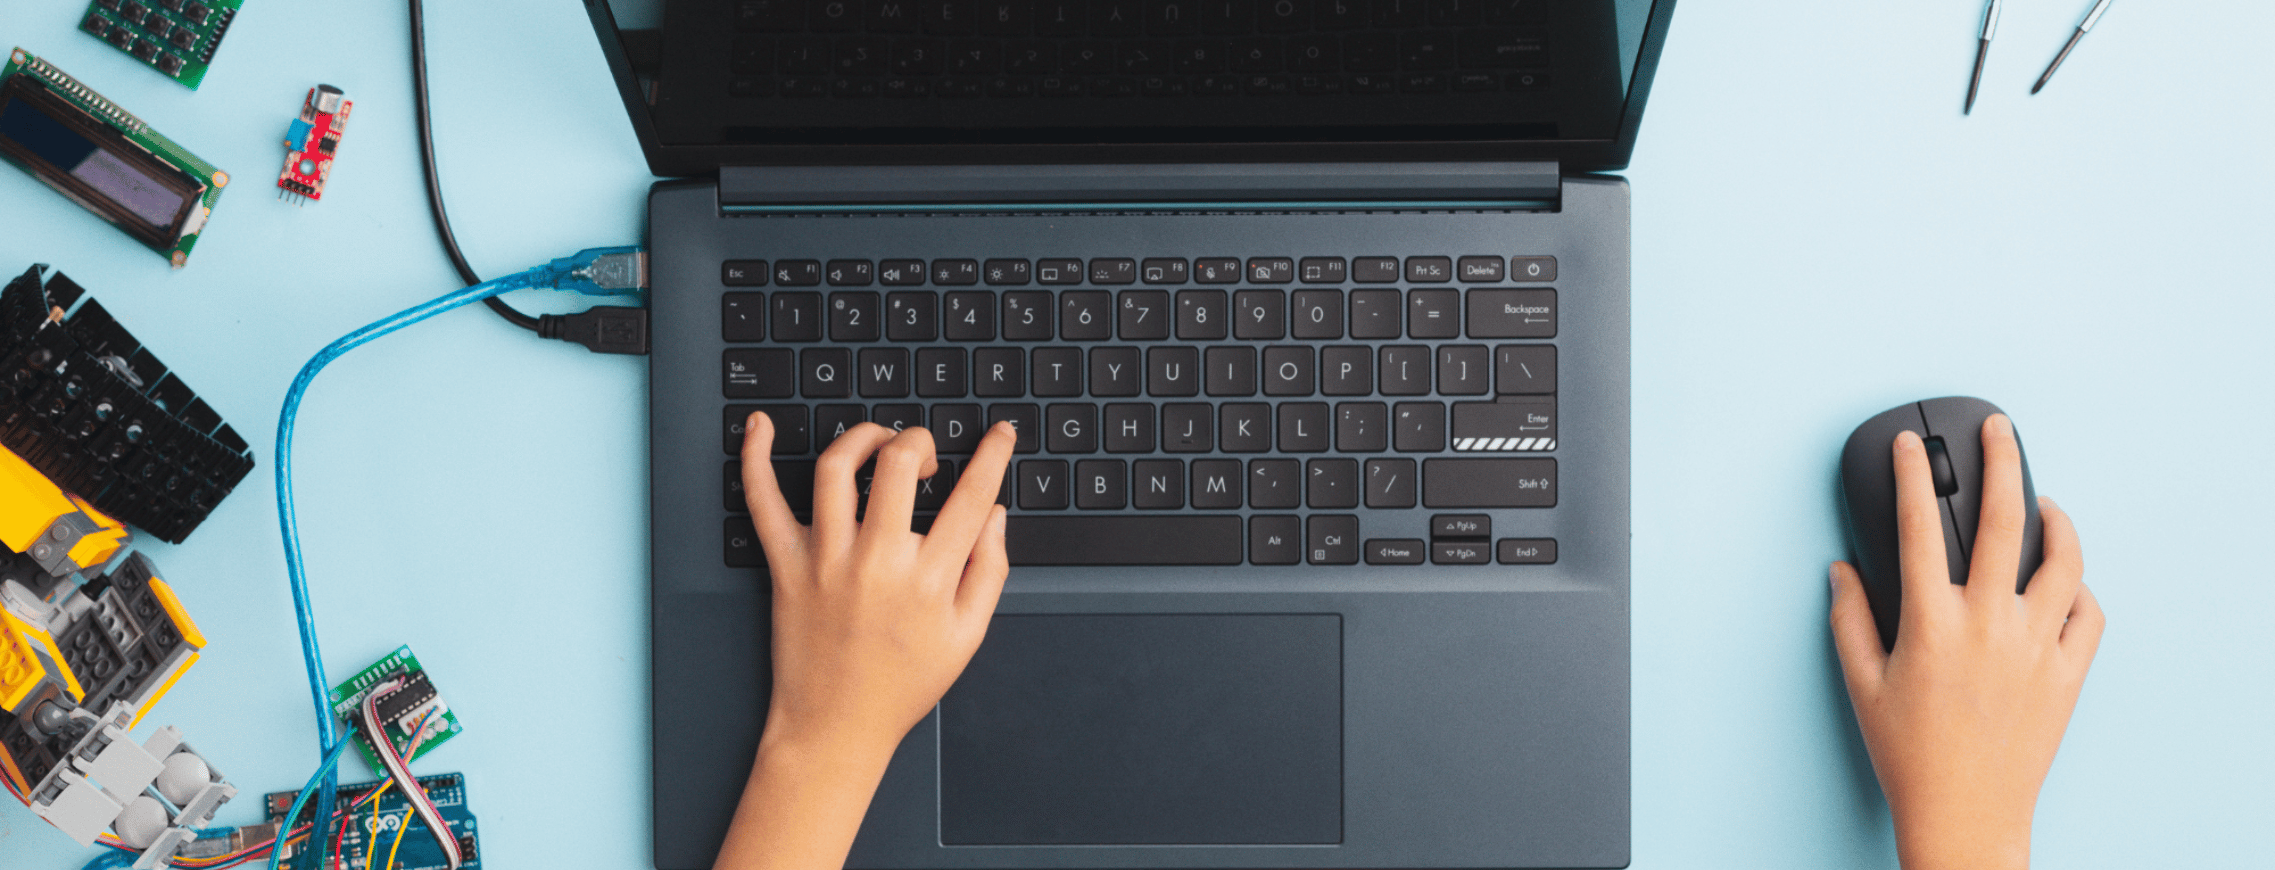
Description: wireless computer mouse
xmin=1839 ymin=396 xmax=2044 ymax=650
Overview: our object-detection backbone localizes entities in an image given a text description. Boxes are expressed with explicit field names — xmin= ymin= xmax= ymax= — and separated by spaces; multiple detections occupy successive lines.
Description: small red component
xmin=277 ymin=85 xmax=349 ymax=205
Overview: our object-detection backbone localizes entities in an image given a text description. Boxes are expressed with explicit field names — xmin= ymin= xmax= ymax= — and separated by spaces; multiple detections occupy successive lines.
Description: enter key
xmin=1452 ymin=398 xmax=1556 ymax=452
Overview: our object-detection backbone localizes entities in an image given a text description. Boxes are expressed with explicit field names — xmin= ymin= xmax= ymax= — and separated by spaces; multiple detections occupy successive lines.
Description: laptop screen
xmin=591 ymin=0 xmax=1664 ymax=165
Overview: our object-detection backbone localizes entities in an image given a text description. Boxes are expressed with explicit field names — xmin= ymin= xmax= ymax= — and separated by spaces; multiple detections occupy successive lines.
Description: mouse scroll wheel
xmin=1923 ymin=436 xmax=1960 ymax=497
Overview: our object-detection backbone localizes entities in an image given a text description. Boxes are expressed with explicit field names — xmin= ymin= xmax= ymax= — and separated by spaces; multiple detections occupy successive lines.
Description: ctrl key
xmin=1497 ymin=538 xmax=1557 ymax=564
xmin=726 ymin=516 xmax=763 ymax=568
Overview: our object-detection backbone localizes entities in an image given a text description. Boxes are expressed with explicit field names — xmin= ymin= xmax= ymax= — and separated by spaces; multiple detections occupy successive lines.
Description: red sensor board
xmin=277 ymin=85 xmax=348 ymax=204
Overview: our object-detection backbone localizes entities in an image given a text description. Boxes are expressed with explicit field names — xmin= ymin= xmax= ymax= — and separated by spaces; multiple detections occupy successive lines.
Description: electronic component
xmin=266 ymin=773 xmax=482 ymax=870
xmin=79 ymin=0 xmax=240 ymax=89
xmin=0 ymin=51 xmax=228 ymax=268
xmin=329 ymin=646 xmax=463 ymax=772
xmin=278 ymin=85 xmax=349 ymax=204
xmin=0 ymin=265 xmax=256 ymax=544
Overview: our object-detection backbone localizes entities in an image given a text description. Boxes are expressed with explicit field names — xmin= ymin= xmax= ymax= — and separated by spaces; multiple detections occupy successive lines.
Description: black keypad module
xmin=717 ymin=251 xmax=1560 ymax=567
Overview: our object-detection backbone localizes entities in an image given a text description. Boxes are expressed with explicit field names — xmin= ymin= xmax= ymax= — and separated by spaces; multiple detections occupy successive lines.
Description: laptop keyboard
xmin=720 ymin=254 xmax=1561 ymax=567
xmin=726 ymin=0 xmax=1554 ymax=100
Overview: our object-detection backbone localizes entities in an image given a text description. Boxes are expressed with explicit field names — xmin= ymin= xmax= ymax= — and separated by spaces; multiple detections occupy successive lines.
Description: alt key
xmin=1497 ymin=538 xmax=1558 ymax=564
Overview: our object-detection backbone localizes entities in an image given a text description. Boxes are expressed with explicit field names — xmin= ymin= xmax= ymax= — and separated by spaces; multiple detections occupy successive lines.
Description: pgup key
xmin=1452 ymin=399 xmax=1556 ymax=452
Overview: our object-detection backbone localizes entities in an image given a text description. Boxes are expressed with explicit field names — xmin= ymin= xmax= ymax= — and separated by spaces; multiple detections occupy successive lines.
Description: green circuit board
xmin=329 ymin=646 xmax=466 ymax=774
xmin=0 ymin=48 xmax=229 ymax=267
xmin=78 ymin=0 xmax=243 ymax=90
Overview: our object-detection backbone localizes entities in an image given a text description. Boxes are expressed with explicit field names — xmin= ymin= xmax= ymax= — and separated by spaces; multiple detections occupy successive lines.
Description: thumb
xmin=1829 ymin=561 xmax=1888 ymax=700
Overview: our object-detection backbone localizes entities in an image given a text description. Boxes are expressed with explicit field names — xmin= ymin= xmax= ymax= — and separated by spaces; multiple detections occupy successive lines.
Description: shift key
xmin=1467 ymin=289 xmax=1556 ymax=338
xmin=1423 ymin=458 xmax=1556 ymax=508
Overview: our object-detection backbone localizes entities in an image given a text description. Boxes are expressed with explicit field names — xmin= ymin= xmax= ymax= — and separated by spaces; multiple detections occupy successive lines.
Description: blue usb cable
xmin=273 ymin=247 xmax=644 ymax=868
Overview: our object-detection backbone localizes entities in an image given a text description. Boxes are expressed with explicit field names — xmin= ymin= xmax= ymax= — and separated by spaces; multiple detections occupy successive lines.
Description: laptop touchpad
xmin=939 ymin=614 xmax=1342 ymax=846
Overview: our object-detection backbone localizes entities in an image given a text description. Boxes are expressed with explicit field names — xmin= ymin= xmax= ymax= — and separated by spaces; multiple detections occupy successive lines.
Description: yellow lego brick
xmin=146 ymin=575 xmax=205 ymax=650
xmin=0 ymin=610 xmax=47 ymax=714
xmin=0 ymin=607 xmax=78 ymax=709
xmin=0 ymin=446 xmax=77 ymax=555
xmin=60 ymin=495 xmax=127 ymax=571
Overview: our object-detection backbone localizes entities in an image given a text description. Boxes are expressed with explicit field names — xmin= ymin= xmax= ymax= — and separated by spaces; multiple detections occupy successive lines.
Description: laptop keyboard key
xmin=1003 ymin=291 xmax=1053 ymax=339
xmin=1061 ymin=291 xmax=1113 ymax=339
xmin=1466 ymin=288 xmax=1556 ymax=338
xmin=803 ymin=348 xmax=852 ymax=397
xmin=1423 ymin=457 xmax=1555 ymax=507
xmin=815 ymin=404 xmax=865 ymax=447
xmin=1394 ymin=401 xmax=1445 ymax=452
xmin=1018 ymin=460 xmax=1070 ymax=508
xmin=1407 ymin=288 xmax=1460 ymax=338
xmin=916 ymin=347 xmax=968 ymax=397
xmin=932 ymin=403 xmax=985 ymax=452
xmin=1234 ymin=289 xmax=1287 ymax=339
xmin=1437 ymin=344 xmax=1488 ymax=394
xmin=1495 ymin=344 xmax=1555 ymax=394
xmin=973 ymin=347 xmax=1025 ymax=396
xmin=1131 ymin=459 xmax=1184 ymax=508
xmin=1220 ymin=403 xmax=1271 ymax=452
xmin=1090 ymin=347 xmax=1141 ymax=396
xmin=1364 ymin=458 xmax=1416 ymax=507
xmin=1320 ymin=346 xmax=1371 ymax=395
xmin=1032 ymin=347 xmax=1082 ymax=395
xmin=1118 ymin=290 xmax=1170 ymax=339
xmin=1365 ymin=538 xmax=1425 ymax=564
xmin=1379 ymin=345 xmax=1430 ymax=394
xmin=944 ymin=291 xmax=997 ymax=340
xmin=1307 ymin=459 xmax=1358 ymax=508
xmin=1205 ymin=346 xmax=1257 ymax=396
xmin=932 ymin=259 xmax=981 ymax=285
xmin=1195 ymin=257 xmax=1242 ymax=283
xmin=1509 ymin=255 xmax=1556 ymax=282
xmin=1291 ymin=289 xmax=1343 ymax=338
xmin=858 ymin=347 xmax=911 ymax=396
xmin=1103 ymin=403 xmax=1155 ymax=452
xmin=723 ymin=292 xmax=767 ymax=341
xmin=1075 ymin=459 xmax=1127 ymax=508
xmin=1457 ymin=256 xmax=1504 ymax=282
xmin=773 ymin=292 xmax=824 ymax=341
xmin=1036 ymin=258 xmax=1083 ymax=283
xmin=776 ymin=259 xmax=823 ymax=285
xmin=1263 ymin=346 xmax=1315 ymax=395
xmin=1247 ymin=257 xmax=1294 ymax=283
xmin=1353 ymin=256 xmax=1399 ymax=282
xmin=724 ymin=260 xmax=769 ymax=285
xmin=1176 ymin=290 xmax=1228 ymax=339
xmin=988 ymin=403 xmax=1042 ymax=452
xmin=1307 ymin=515 xmax=1359 ymax=564
xmin=1405 ymin=255 xmax=1452 ymax=283
xmin=1162 ymin=403 xmax=1213 ymax=452
xmin=725 ymin=349 xmax=796 ymax=399
xmin=1141 ymin=258 xmax=1189 ymax=284
xmin=727 ymin=405 xmax=811 ymax=454
xmin=1006 ymin=516 xmax=1244 ymax=564
xmin=1299 ymin=257 xmax=1347 ymax=283
xmin=880 ymin=258 xmax=927 ymax=284
xmin=1249 ymin=458 xmax=1300 ymax=508
xmin=1278 ymin=402 xmax=1329 ymax=452
xmin=1349 ymin=289 xmax=1401 ymax=338
xmin=1089 ymin=258 xmax=1137 ymax=284
xmin=1148 ymin=346 xmax=1199 ymax=396
xmin=827 ymin=259 xmax=875 ymax=285
xmin=888 ymin=292 xmax=939 ymax=340
xmin=830 ymin=292 xmax=881 ymax=341
xmin=1336 ymin=401 xmax=1388 ymax=451
xmin=1046 ymin=403 xmax=1098 ymax=452
xmin=1250 ymin=515 xmax=1300 ymax=564
xmin=727 ymin=516 xmax=762 ymax=567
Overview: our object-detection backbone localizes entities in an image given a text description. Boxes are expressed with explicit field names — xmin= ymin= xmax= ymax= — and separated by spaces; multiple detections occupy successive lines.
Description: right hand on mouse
xmin=1829 ymin=415 xmax=2104 ymax=870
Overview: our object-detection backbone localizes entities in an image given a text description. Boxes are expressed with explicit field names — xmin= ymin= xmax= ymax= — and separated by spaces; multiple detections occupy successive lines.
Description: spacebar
xmin=1005 ymin=516 xmax=1245 ymax=566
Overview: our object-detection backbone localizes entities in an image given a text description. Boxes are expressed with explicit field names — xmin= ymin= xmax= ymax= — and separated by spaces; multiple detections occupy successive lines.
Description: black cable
xmin=410 ymin=0 xmax=539 ymax=333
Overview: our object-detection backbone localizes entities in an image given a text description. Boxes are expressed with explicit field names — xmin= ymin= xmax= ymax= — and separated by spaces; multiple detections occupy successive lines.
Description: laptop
xmin=585 ymin=1 xmax=1670 ymax=867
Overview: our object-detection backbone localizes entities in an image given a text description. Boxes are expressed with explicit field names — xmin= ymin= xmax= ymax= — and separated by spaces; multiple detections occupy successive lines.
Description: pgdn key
xmin=1452 ymin=398 xmax=1557 ymax=451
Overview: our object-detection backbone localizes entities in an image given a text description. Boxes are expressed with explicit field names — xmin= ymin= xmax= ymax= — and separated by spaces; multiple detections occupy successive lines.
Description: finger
xmin=857 ymin=426 xmax=939 ymax=547
xmin=2060 ymin=581 xmax=2106 ymax=664
xmin=738 ymin=412 xmax=808 ymax=563
xmin=2025 ymin=496 xmax=2086 ymax=633
xmin=955 ymin=505 xmax=1011 ymax=621
xmin=1828 ymin=562 xmax=1888 ymax=699
xmin=923 ymin=422 xmax=1019 ymax=572
xmin=1892 ymin=430 xmax=1956 ymax=622
xmin=1966 ymin=415 xmax=2028 ymax=605
xmin=813 ymin=424 xmax=900 ymax=553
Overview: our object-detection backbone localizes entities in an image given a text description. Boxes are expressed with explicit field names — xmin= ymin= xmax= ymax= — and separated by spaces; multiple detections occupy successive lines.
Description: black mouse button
xmin=1918 ymin=396 xmax=2003 ymax=573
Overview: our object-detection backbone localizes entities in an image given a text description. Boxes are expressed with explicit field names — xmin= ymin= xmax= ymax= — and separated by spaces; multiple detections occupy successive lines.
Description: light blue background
xmin=2 ymin=1 xmax=2269 ymax=867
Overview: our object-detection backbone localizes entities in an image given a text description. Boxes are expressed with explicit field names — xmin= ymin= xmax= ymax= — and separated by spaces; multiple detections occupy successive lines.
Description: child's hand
xmin=1830 ymin=415 xmax=2104 ymax=870
xmin=741 ymin=414 xmax=1020 ymax=758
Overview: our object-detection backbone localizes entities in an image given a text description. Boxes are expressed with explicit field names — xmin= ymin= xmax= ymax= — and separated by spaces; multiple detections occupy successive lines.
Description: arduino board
xmin=329 ymin=646 xmax=464 ymax=773
xmin=79 ymin=0 xmax=242 ymax=89
xmin=266 ymin=773 xmax=482 ymax=870
xmin=278 ymin=85 xmax=348 ymax=204
xmin=0 ymin=49 xmax=228 ymax=268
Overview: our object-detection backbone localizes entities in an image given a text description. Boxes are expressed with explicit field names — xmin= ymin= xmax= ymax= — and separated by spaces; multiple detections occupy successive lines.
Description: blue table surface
xmin=3 ymin=1 xmax=2270 ymax=867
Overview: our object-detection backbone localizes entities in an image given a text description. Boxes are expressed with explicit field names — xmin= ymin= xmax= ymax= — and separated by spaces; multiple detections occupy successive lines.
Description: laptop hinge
xmin=717 ymin=162 xmax=1560 ymax=213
